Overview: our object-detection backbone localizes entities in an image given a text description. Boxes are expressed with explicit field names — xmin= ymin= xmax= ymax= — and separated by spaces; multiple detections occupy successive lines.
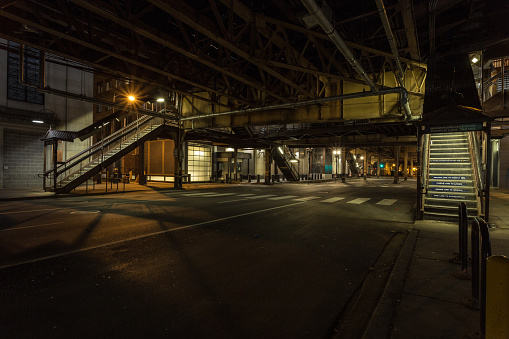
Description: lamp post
xmin=333 ymin=149 xmax=340 ymax=179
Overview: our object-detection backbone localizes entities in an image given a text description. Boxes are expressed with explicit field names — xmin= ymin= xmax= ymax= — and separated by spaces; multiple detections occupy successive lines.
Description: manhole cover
xmin=69 ymin=210 xmax=101 ymax=214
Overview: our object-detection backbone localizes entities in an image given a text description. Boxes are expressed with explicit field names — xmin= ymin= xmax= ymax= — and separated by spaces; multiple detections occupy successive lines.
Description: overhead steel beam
xmin=147 ymin=0 xmax=314 ymax=99
xmin=67 ymin=0 xmax=287 ymax=102
xmin=300 ymin=0 xmax=380 ymax=94
xmin=399 ymin=0 xmax=420 ymax=60
xmin=0 ymin=8 xmax=249 ymax=105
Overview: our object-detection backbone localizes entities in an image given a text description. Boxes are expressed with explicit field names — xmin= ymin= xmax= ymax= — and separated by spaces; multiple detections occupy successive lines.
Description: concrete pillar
xmin=404 ymin=148 xmax=408 ymax=181
xmin=341 ymin=148 xmax=347 ymax=183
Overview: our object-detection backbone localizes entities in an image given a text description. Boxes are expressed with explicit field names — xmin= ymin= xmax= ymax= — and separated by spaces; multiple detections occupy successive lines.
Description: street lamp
xmin=333 ymin=149 xmax=340 ymax=179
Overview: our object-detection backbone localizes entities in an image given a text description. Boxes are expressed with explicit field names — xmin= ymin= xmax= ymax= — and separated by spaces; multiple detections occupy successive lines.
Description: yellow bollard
xmin=486 ymin=255 xmax=509 ymax=339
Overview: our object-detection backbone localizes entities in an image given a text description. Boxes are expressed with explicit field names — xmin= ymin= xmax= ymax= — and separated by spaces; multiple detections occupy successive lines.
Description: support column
xmin=410 ymin=154 xmax=414 ymax=178
xmin=404 ymin=148 xmax=408 ymax=181
xmin=139 ymin=143 xmax=146 ymax=185
xmin=234 ymin=148 xmax=238 ymax=181
xmin=53 ymin=140 xmax=58 ymax=192
xmin=363 ymin=149 xmax=368 ymax=180
xmin=341 ymin=148 xmax=347 ymax=183
xmin=394 ymin=146 xmax=400 ymax=184
xmin=377 ymin=152 xmax=381 ymax=178
xmin=264 ymin=148 xmax=271 ymax=184
xmin=174 ymin=121 xmax=183 ymax=189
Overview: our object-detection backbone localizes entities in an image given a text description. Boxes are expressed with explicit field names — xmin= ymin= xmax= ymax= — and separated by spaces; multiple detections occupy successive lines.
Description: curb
xmin=362 ymin=228 xmax=419 ymax=338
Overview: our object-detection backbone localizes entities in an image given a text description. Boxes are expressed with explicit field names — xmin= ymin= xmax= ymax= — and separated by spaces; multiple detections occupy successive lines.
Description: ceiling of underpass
xmin=1 ymin=0 xmax=508 ymax=146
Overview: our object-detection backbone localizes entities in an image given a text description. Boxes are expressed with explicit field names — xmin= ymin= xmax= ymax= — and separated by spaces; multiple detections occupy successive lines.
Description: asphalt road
xmin=0 ymin=178 xmax=416 ymax=338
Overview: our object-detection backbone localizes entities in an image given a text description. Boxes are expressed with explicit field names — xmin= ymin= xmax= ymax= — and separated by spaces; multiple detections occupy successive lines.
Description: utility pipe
xmin=300 ymin=0 xmax=379 ymax=94
xmin=181 ymin=87 xmax=415 ymax=122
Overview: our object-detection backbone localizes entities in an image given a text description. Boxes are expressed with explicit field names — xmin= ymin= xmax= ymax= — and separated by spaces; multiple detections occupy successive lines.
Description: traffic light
xmin=380 ymin=163 xmax=384 ymax=168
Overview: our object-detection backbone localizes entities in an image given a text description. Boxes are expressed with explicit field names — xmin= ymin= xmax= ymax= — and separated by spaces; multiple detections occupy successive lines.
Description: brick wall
xmin=3 ymin=129 xmax=44 ymax=189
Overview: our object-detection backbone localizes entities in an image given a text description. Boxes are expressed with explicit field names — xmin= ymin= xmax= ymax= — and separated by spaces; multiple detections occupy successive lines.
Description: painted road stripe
xmin=202 ymin=193 xmax=237 ymax=197
xmin=1 ymin=222 xmax=65 ymax=232
xmin=320 ymin=197 xmax=345 ymax=203
xmin=180 ymin=192 xmax=218 ymax=196
xmin=268 ymin=195 xmax=298 ymax=200
xmin=347 ymin=198 xmax=371 ymax=204
xmin=237 ymin=194 xmax=256 ymax=197
xmin=376 ymin=199 xmax=398 ymax=206
xmin=217 ymin=199 xmax=248 ymax=204
xmin=246 ymin=194 xmax=277 ymax=199
xmin=293 ymin=196 xmax=320 ymax=201
xmin=0 ymin=208 xmax=60 ymax=215
xmin=0 ymin=201 xmax=306 ymax=270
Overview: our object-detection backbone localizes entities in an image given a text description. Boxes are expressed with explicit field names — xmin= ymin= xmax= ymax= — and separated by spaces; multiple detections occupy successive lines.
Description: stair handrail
xmin=468 ymin=131 xmax=484 ymax=215
xmin=42 ymin=115 xmax=152 ymax=178
xmin=275 ymin=145 xmax=299 ymax=180
xmin=420 ymin=133 xmax=431 ymax=213
xmin=54 ymin=116 xmax=163 ymax=188
xmin=482 ymin=67 xmax=508 ymax=102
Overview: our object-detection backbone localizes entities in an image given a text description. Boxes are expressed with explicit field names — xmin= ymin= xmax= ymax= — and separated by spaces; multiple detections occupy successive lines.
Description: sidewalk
xmin=365 ymin=188 xmax=509 ymax=338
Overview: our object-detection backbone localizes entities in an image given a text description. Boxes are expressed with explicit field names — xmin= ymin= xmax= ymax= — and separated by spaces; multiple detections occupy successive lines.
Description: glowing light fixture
xmin=128 ymin=95 xmax=136 ymax=101
xmin=278 ymin=147 xmax=283 ymax=154
xmin=32 ymin=119 xmax=44 ymax=124
xmin=226 ymin=147 xmax=234 ymax=152
xmin=157 ymin=98 xmax=164 ymax=102
xmin=471 ymin=57 xmax=479 ymax=63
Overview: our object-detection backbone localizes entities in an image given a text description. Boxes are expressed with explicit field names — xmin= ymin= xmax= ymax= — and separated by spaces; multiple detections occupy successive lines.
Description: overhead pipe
xmin=300 ymin=0 xmax=379 ymax=94
xmin=181 ymin=87 xmax=416 ymax=122
xmin=375 ymin=0 xmax=405 ymax=87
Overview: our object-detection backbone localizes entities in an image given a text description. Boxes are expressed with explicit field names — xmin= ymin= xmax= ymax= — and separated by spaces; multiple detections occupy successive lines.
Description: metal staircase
xmin=423 ymin=132 xmax=479 ymax=220
xmin=273 ymin=145 xmax=300 ymax=181
xmin=46 ymin=116 xmax=166 ymax=193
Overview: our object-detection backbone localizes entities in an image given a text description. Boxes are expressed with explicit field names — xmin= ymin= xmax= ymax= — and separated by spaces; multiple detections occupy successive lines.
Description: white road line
xmin=376 ymin=199 xmax=398 ymax=206
xmin=293 ymin=196 xmax=320 ymax=201
xmin=268 ymin=195 xmax=298 ymax=200
xmin=0 ymin=201 xmax=307 ymax=270
xmin=1 ymin=222 xmax=65 ymax=232
xmin=347 ymin=198 xmax=371 ymax=204
xmin=246 ymin=195 xmax=277 ymax=199
xmin=217 ymin=199 xmax=248 ymax=204
xmin=180 ymin=192 xmax=218 ymax=196
xmin=237 ymin=194 xmax=256 ymax=197
xmin=202 ymin=193 xmax=237 ymax=197
xmin=320 ymin=197 xmax=345 ymax=203
xmin=0 ymin=208 xmax=60 ymax=215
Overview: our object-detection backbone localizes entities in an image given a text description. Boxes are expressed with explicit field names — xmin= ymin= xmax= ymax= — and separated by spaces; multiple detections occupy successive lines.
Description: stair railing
xmin=275 ymin=145 xmax=299 ymax=180
xmin=482 ymin=66 xmax=508 ymax=103
xmin=468 ymin=131 xmax=484 ymax=216
xmin=420 ymin=133 xmax=431 ymax=213
xmin=50 ymin=115 xmax=163 ymax=189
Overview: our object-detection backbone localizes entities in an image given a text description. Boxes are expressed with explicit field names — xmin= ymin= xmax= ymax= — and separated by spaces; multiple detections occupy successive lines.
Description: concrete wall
xmin=0 ymin=38 xmax=93 ymax=189
xmin=2 ymin=127 xmax=45 ymax=188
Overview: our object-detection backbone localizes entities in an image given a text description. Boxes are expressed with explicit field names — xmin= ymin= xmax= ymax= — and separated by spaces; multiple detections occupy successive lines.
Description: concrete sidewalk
xmin=364 ymin=188 xmax=509 ymax=338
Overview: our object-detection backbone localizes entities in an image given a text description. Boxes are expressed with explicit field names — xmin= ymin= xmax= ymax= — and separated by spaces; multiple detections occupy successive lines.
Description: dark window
xmin=7 ymin=41 xmax=44 ymax=105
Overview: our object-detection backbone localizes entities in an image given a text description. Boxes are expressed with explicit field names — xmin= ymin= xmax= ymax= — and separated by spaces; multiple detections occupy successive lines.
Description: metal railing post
xmin=471 ymin=217 xmax=492 ymax=337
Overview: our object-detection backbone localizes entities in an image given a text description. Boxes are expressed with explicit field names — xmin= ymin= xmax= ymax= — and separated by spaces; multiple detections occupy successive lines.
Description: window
xmin=7 ymin=41 xmax=44 ymax=104
xmin=187 ymin=143 xmax=212 ymax=182
xmin=97 ymin=82 xmax=103 ymax=94
xmin=105 ymin=80 xmax=111 ymax=91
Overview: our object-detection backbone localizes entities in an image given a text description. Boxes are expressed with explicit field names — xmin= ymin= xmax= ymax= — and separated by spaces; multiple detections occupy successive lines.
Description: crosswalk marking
xmin=202 ymin=193 xmax=236 ymax=197
xmin=376 ymin=199 xmax=397 ymax=206
xmin=347 ymin=198 xmax=371 ymax=204
xmin=293 ymin=196 xmax=320 ymax=201
xmin=320 ymin=197 xmax=345 ymax=203
xmin=268 ymin=195 xmax=298 ymax=200
xmin=237 ymin=194 xmax=256 ymax=197
xmin=180 ymin=192 xmax=218 ymax=196
xmin=246 ymin=194 xmax=277 ymax=199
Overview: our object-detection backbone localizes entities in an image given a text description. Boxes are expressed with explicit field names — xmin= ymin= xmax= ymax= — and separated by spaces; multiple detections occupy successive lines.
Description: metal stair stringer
xmin=273 ymin=145 xmax=299 ymax=181
xmin=55 ymin=123 xmax=165 ymax=193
